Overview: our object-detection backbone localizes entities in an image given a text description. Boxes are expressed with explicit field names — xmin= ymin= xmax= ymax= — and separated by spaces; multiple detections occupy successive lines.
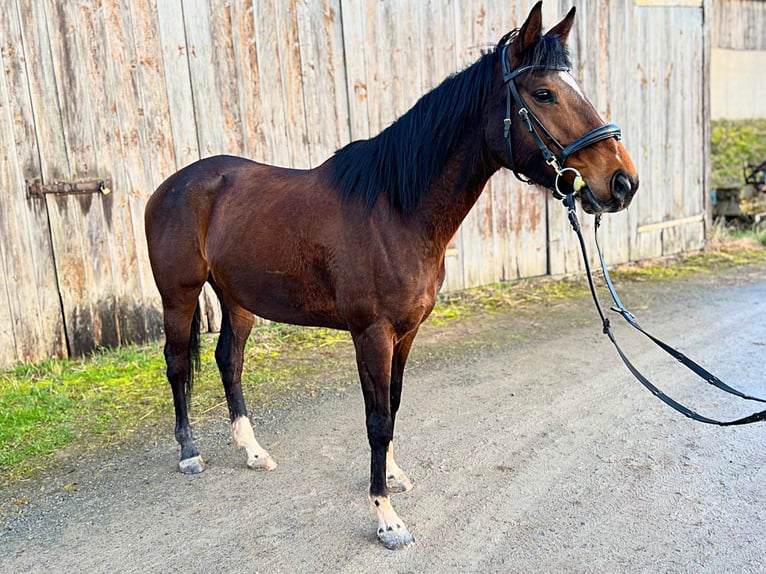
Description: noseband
xmin=500 ymin=45 xmax=622 ymax=199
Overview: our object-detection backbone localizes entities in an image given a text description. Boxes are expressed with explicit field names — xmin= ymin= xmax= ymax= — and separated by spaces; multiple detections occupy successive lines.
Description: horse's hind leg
xmin=163 ymin=296 xmax=205 ymax=474
xmin=215 ymin=298 xmax=277 ymax=471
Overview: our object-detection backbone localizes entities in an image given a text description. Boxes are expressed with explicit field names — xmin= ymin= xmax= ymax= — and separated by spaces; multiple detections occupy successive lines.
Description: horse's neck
xmin=417 ymin=140 xmax=500 ymax=255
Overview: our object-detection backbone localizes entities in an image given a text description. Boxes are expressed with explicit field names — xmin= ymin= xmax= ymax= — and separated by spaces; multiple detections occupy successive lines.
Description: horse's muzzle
xmin=611 ymin=169 xmax=638 ymax=207
xmin=580 ymin=170 xmax=639 ymax=214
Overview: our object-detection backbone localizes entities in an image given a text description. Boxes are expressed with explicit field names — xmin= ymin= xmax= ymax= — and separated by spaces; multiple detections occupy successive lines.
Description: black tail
xmin=186 ymin=303 xmax=202 ymax=408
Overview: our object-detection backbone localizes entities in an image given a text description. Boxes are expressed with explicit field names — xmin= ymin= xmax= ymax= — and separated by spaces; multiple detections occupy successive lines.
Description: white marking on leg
xmin=369 ymin=493 xmax=414 ymax=549
xmin=231 ymin=416 xmax=277 ymax=470
xmin=386 ymin=442 xmax=413 ymax=493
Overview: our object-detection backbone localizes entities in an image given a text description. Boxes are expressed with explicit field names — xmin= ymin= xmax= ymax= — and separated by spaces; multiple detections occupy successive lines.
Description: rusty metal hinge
xmin=26 ymin=178 xmax=112 ymax=199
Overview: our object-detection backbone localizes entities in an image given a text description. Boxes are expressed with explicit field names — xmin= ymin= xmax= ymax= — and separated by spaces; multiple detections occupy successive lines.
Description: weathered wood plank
xmin=455 ymin=0 xmax=489 ymax=288
xmin=227 ymin=0 xmax=268 ymax=160
xmin=98 ymin=0 xmax=169 ymax=341
xmin=0 ymin=0 xmax=66 ymax=365
xmin=41 ymin=0 xmax=122 ymax=354
xmin=713 ymin=0 xmax=766 ymax=50
xmin=0 ymin=63 xmax=23 ymax=366
xmin=339 ymin=0 xmax=371 ymax=141
xmin=95 ymin=0 xmax=172 ymax=339
xmin=274 ymin=0 xmax=310 ymax=168
xmin=156 ymin=0 xmax=199 ymax=170
xmin=123 ymin=0 xmax=177 ymax=334
xmin=184 ymin=2 xmax=243 ymax=157
xmin=295 ymin=0 xmax=349 ymax=165
xmin=75 ymin=0 xmax=153 ymax=346
xmin=252 ymin=0 xmax=303 ymax=167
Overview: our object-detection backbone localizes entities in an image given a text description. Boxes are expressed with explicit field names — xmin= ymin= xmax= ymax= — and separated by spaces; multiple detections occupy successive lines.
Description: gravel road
xmin=2 ymin=264 xmax=765 ymax=573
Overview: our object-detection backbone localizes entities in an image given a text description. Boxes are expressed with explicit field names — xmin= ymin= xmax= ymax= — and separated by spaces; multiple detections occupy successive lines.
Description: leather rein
xmin=564 ymin=198 xmax=766 ymax=426
xmin=501 ymin=46 xmax=766 ymax=426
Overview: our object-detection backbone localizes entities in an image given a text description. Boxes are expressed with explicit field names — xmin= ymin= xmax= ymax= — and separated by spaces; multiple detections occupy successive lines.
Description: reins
xmin=561 ymin=194 xmax=766 ymax=426
xmin=501 ymin=44 xmax=766 ymax=425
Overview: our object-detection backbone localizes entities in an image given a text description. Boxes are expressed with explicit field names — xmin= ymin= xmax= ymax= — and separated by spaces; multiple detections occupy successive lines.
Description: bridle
xmin=500 ymin=45 xmax=622 ymax=199
xmin=500 ymin=45 xmax=766 ymax=426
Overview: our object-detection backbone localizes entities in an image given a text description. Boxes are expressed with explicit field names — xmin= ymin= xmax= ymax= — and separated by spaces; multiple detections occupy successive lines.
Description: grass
xmin=0 ymin=325 xmax=354 ymax=483
xmin=0 ymin=346 xmax=169 ymax=469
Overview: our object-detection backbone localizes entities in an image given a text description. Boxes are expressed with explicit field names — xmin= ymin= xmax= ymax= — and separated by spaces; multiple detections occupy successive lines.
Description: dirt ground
xmin=1 ymin=264 xmax=765 ymax=573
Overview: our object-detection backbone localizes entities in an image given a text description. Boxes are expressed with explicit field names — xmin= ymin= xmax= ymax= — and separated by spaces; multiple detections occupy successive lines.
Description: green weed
xmin=711 ymin=119 xmax=766 ymax=188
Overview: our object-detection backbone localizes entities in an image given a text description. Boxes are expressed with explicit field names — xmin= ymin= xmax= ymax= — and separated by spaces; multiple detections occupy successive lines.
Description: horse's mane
xmin=331 ymin=29 xmax=571 ymax=217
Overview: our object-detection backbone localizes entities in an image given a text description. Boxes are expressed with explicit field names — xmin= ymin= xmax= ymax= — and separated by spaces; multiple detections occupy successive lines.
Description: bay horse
xmin=145 ymin=2 xmax=638 ymax=549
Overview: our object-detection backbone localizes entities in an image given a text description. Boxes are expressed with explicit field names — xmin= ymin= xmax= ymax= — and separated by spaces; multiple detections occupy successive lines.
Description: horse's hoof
xmin=377 ymin=525 xmax=415 ymax=550
xmin=387 ymin=474 xmax=413 ymax=494
xmin=179 ymin=455 xmax=205 ymax=474
xmin=247 ymin=454 xmax=278 ymax=471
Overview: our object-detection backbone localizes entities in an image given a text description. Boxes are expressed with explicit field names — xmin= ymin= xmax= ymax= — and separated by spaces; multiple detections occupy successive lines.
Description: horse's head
xmin=488 ymin=1 xmax=638 ymax=214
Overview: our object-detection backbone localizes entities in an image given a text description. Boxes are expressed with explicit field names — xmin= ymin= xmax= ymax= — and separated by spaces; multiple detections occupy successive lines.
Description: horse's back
xmin=146 ymin=155 xmax=256 ymax=217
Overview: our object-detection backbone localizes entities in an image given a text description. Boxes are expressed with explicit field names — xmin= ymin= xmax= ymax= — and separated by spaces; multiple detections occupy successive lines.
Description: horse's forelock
xmin=498 ymin=27 xmax=571 ymax=72
xmin=523 ymin=34 xmax=571 ymax=70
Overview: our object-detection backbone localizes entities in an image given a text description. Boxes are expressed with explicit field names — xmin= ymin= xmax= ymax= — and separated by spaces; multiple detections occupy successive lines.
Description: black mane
xmin=331 ymin=30 xmax=571 ymax=217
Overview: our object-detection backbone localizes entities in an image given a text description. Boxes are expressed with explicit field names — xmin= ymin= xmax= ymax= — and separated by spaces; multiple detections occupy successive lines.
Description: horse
xmin=145 ymin=1 xmax=638 ymax=549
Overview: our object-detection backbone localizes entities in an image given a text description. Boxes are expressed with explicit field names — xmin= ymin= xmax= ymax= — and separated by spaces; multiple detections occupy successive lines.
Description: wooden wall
xmin=0 ymin=0 xmax=710 ymax=367
xmin=712 ymin=0 xmax=766 ymax=50
xmin=710 ymin=0 xmax=766 ymax=119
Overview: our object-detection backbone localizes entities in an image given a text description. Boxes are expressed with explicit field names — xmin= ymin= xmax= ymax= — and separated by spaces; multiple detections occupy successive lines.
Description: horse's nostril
xmin=611 ymin=170 xmax=633 ymax=201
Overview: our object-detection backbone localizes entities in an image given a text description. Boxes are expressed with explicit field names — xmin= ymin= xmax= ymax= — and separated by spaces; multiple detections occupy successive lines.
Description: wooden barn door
xmin=0 ymin=2 xmax=66 ymax=365
xmin=4 ymin=1 xmax=164 ymax=359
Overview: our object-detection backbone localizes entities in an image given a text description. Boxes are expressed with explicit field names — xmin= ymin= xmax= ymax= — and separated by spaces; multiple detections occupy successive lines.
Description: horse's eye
xmin=533 ymin=89 xmax=555 ymax=104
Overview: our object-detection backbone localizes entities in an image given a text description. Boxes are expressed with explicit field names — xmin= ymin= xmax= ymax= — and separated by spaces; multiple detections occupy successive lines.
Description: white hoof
xmin=386 ymin=471 xmax=413 ymax=494
xmin=232 ymin=416 xmax=276 ymax=471
xmin=370 ymin=494 xmax=414 ymax=549
xmin=247 ymin=453 xmax=278 ymax=471
xmin=179 ymin=455 xmax=205 ymax=474
xmin=385 ymin=443 xmax=413 ymax=494
xmin=378 ymin=524 xmax=415 ymax=550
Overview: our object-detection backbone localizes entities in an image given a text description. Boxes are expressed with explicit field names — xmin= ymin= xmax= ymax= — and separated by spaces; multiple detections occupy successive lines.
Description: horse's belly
xmin=224 ymin=270 xmax=346 ymax=330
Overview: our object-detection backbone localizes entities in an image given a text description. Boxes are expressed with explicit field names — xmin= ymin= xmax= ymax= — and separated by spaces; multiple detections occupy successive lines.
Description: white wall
xmin=711 ymin=48 xmax=766 ymax=119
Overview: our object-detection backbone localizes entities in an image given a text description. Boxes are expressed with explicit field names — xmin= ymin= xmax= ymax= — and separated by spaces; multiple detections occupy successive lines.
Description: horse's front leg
xmin=385 ymin=442 xmax=412 ymax=494
xmin=386 ymin=329 xmax=418 ymax=493
xmin=352 ymin=322 xmax=414 ymax=550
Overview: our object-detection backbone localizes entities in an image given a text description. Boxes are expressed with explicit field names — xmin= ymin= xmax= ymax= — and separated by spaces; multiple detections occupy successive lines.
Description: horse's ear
xmin=546 ymin=6 xmax=576 ymax=46
xmin=518 ymin=1 xmax=544 ymax=53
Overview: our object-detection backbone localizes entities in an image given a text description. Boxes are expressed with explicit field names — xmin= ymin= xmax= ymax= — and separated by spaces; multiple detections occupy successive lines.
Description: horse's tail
xmin=186 ymin=302 xmax=202 ymax=408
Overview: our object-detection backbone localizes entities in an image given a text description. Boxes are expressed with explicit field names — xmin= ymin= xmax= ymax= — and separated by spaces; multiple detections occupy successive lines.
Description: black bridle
xmin=500 ymin=45 xmax=622 ymax=198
